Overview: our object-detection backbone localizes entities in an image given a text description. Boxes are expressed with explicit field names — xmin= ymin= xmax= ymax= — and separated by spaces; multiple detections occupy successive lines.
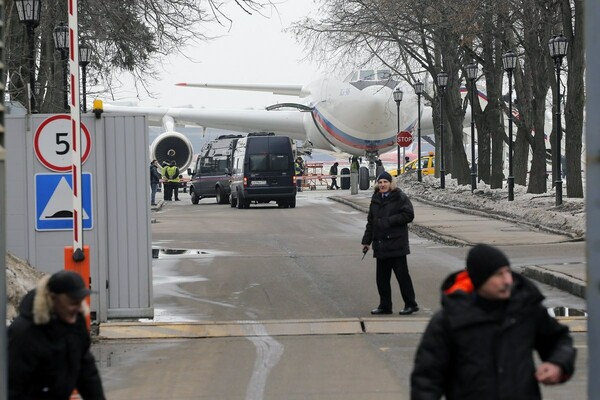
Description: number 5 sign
xmin=34 ymin=114 xmax=92 ymax=172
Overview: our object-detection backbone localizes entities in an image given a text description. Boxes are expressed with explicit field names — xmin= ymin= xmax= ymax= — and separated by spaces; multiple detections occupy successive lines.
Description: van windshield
xmin=249 ymin=154 xmax=290 ymax=172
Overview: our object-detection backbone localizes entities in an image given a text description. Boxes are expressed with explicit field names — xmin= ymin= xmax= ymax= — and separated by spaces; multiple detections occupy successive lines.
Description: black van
xmin=187 ymin=134 xmax=242 ymax=204
xmin=229 ymin=133 xmax=297 ymax=208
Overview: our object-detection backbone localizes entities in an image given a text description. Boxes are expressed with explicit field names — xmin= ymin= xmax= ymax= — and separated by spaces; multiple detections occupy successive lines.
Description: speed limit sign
xmin=34 ymin=114 xmax=91 ymax=172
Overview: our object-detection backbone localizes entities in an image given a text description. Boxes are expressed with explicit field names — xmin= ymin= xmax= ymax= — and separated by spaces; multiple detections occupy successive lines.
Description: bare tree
xmin=5 ymin=0 xmax=276 ymax=112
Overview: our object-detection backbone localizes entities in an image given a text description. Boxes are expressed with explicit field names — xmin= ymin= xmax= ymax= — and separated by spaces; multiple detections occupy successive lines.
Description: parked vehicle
xmin=229 ymin=133 xmax=297 ymax=209
xmin=187 ymin=134 xmax=242 ymax=204
xmin=390 ymin=152 xmax=436 ymax=177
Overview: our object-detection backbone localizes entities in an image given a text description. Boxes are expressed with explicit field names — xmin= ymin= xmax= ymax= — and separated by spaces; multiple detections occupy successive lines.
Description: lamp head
xmin=393 ymin=86 xmax=403 ymax=103
xmin=466 ymin=63 xmax=478 ymax=80
xmin=414 ymin=80 xmax=424 ymax=96
xmin=15 ymin=0 xmax=41 ymax=27
xmin=502 ymin=51 xmax=517 ymax=72
xmin=53 ymin=22 xmax=69 ymax=52
xmin=548 ymin=34 xmax=568 ymax=59
xmin=437 ymin=71 xmax=448 ymax=88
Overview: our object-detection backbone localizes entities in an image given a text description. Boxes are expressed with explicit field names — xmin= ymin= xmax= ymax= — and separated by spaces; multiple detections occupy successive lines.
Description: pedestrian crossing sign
xmin=35 ymin=173 xmax=93 ymax=231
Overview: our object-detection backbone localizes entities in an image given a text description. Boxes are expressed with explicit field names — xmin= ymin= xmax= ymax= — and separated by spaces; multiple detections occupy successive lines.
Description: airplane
xmin=101 ymin=68 xmax=435 ymax=178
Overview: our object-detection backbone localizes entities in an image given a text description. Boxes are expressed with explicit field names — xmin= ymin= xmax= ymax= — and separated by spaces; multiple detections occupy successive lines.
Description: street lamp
xmin=414 ymin=80 xmax=424 ymax=182
xmin=15 ymin=0 xmax=41 ymax=113
xmin=466 ymin=63 xmax=478 ymax=192
xmin=393 ymin=86 xmax=403 ymax=173
xmin=437 ymin=71 xmax=448 ymax=189
xmin=548 ymin=34 xmax=568 ymax=206
xmin=79 ymin=42 xmax=93 ymax=113
xmin=502 ymin=51 xmax=517 ymax=201
xmin=53 ymin=22 xmax=69 ymax=112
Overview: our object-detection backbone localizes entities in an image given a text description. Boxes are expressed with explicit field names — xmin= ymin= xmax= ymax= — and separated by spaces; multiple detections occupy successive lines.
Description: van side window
xmin=200 ymin=157 xmax=214 ymax=173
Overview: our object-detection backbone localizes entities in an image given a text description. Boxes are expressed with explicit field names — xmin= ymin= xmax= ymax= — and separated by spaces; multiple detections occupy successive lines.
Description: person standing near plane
xmin=295 ymin=157 xmax=305 ymax=192
xmin=361 ymin=171 xmax=418 ymax=315
xmin=163 ymin=161 xmax=180 ymax=201
xmin=329 ymin=162 xmax=340 ymax=190
xmin=150 ymin=160 xmax=161 ymax=206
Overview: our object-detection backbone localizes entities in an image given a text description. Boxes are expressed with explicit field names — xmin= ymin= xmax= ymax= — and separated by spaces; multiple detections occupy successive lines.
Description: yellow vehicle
xmin=390 ymin=153 xmax=436 ymax=177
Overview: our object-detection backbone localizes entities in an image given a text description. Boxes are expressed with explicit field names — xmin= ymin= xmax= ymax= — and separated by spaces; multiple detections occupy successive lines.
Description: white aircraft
xmin=102 ymin=68 xmax=434 ymax=171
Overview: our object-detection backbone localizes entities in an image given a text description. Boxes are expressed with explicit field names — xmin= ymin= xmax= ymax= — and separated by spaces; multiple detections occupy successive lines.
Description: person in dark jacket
xmin=361 ymin=171 xmax=418 ymax=315
xmin=150 ymin=159 xmax=162 ymax=206
xmin=411 ymin=244 xmax=576 ymax=400
xmin=8 ymin=270 xmax=106 ymax=400
xmin=329 ymin=162 xmax=340 ymax=189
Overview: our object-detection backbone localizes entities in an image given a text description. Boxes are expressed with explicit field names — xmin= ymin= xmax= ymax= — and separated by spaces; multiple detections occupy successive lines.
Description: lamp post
xmin=414 ymin=80 xmax=424 ymax=182
xmin=79 ymin=42 xmax=92 ymax=113
xmin=393 ymin=86 xmax=403 ymax=173
xmin=502 ymin=51 xmax=517 ymax=201
xmin=548 ymin=34 xmax=568 ymax=206
xmin=466 ymin=63 xmax=478 ymax=191
xmin=437 ymin=71 xmax=448 ymax=189
xmin=53 ymin=22 xmax=69 ymax=112
xmin=15 ymin=0 xmax=41 ymax=113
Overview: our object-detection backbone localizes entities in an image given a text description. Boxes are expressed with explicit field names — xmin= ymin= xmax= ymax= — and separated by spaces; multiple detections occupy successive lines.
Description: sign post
xmin=397 ymin=131 xmax=413 ymax=172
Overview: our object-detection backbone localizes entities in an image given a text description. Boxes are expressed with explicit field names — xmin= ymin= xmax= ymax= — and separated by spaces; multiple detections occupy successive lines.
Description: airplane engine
xmin=150 ymin=131 xmax=194 ymax=170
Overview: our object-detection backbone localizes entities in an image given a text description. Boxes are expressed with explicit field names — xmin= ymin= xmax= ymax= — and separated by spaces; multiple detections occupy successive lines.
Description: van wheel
xmin=190 ymin=189 xmax=200 ymax=205
xmin=237 ymin=195 xmax=244 ymax=209
xmin=216 ymin=187 xmax=227 ymax=204
xmin=289 ymin=197 xmax=296 ymax=208
xmin=230 ymin=195 xmax=237 ymax=208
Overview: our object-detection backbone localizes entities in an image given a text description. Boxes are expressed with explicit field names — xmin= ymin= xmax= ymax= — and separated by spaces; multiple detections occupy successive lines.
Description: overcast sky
xmin=108 ymin=0 xmax=326 ymax=110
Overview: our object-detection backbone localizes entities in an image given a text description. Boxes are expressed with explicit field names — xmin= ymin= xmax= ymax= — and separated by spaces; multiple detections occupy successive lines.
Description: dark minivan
xmin=229 ymin=133 xmax=297 ymax=208
xmin=187 ymin=134 xmax=242 ymax=204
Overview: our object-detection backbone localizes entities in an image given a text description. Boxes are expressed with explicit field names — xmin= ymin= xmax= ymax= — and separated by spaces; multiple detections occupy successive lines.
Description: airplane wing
xmin=175 ymin=83 xmax=307 ymax=97
xmin=103 ymin=104 xmax=308 ymax=141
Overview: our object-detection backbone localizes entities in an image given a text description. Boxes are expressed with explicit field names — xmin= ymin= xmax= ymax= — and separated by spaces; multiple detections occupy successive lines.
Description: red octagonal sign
xmin=396 ymin=131 xmax=413 ymax=147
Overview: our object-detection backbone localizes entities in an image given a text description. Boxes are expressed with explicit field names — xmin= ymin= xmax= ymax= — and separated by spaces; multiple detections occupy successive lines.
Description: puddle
xmin=152 ymin=248 xmax=209 ymax=259
xmin=547 ymin=306 xmax=587 ymax=317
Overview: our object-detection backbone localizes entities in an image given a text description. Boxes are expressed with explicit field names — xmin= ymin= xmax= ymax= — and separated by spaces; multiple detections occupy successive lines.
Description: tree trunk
xmin=562 ymin=0 xmax=585 ymax=198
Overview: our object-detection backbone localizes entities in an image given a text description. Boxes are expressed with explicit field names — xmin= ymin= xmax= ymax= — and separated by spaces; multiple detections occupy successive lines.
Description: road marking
xmin=98 ymin=316 xmax=587 ymax=339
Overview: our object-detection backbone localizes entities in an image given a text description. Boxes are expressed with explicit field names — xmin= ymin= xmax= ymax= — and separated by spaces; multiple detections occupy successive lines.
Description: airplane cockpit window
xmin=345 ymin=69 xmax=398 ymax=90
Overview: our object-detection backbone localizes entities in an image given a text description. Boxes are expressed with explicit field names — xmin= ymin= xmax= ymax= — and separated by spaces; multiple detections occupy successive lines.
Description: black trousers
xmin=376 ymin=255 xmax=417 ymax=311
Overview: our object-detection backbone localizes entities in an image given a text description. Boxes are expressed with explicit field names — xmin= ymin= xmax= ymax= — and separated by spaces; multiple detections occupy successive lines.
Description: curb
xmin=519 ymin=265 xmax=586 ymax=299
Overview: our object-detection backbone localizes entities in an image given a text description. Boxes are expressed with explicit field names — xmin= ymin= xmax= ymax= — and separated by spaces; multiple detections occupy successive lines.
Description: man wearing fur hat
xmin=8 ymin=270 xmax=105 ymax=399
xmin=411 ymin=243 xmax=576 ymax=400
xmin=361 ymin=171 xmax=419 ymax=315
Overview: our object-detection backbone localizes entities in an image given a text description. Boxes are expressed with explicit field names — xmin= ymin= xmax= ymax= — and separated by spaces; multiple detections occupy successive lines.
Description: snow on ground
xmin=396 ymin=172 xmax=585 ymax=238
xmin=5 ymin=252 xmax=45 ymax=322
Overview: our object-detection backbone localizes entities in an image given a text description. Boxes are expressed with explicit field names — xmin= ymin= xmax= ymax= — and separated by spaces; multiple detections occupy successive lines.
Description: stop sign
xmin=396 ymin=131 xmax=413 ymax=147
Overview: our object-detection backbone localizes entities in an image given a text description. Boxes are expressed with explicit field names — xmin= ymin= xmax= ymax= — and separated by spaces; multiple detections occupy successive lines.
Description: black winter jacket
xmin=411 ymin=271 xmax=576 ymax=400
xmin=150 ymin=163 xmax=161 ymax=184
xmin=8 ymin=279 xmax=105 ymax=400
xmin=361 ymin=188 xmax=414 ymax=259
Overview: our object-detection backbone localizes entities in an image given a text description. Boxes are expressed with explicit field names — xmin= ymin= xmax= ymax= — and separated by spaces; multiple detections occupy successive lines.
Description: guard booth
xmin=5 ymin=113 xmax=153 ymax=322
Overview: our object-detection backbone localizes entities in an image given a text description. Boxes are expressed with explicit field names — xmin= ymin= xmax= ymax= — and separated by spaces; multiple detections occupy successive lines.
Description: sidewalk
xmin=331 ymin=193 xmax=586 ymax=299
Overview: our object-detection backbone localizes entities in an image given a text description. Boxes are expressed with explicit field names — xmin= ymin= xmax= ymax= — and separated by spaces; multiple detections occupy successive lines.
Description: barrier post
xmin=64 ymin=245 xmax=90 ymax=330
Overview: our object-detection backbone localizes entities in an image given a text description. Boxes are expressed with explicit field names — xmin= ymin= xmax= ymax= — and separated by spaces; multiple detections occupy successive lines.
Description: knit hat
xmin=466 ymin=244 xmax=510 ymax=289
xmin=377 ymin=171 xmax=393 ymax=182
xmin=48 ymin=270 xmax=90 ymax=300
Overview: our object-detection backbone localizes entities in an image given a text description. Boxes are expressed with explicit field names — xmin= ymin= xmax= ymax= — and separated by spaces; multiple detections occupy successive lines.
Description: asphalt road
xmin=95 ymin=189 xmax=587 ymax=399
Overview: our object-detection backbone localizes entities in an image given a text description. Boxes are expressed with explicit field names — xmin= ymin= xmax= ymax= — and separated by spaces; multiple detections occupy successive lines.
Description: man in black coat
xmin=8 ymin=270 xmax=105 ymax=399
xmin=150 ymin=159 xmax=162 ymax=206
xmin=361 ymin=171 xmax=418 ymax=315
xmin=411 ymin=244 xmax=576 ymax=400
